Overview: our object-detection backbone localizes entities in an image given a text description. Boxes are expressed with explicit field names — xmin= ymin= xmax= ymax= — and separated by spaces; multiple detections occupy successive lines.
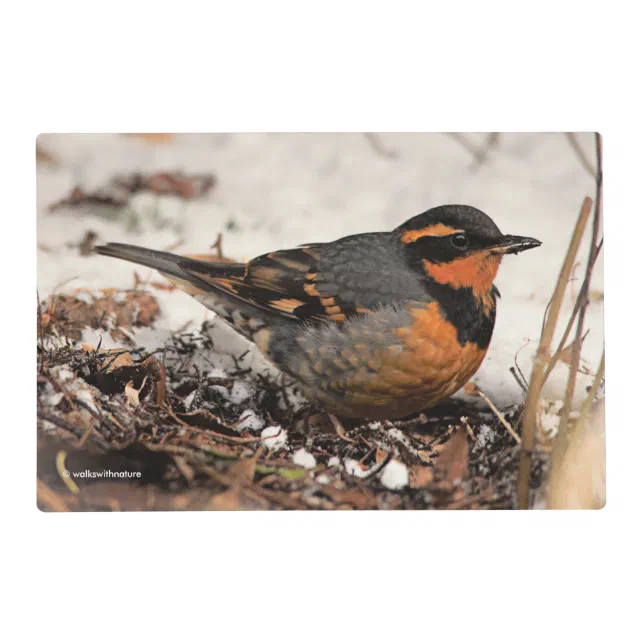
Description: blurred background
xmin=36 ymin=133 xmax=603 ymax=408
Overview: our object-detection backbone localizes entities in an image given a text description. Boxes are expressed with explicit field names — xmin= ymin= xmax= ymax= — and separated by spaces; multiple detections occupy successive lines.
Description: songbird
xmin=95 ymin=205 xmax=540 ymax=424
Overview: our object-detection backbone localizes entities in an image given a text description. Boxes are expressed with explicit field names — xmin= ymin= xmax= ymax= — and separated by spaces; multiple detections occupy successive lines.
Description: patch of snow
xmin=292 ymin=448 xmax=316 ymax=469
xmin=235 ymin=410 xmax=264 ymax=431
xmin=344 ymin=458 xmax=374 ymax=478
xmin=261 ymin=425 xmax=287 ymax=449
xmin=539 ymin=399 xmax=565 ymax=436
xmin=183 ymin=390 xmax=196 ymax=410
xmin=228 ymin=381 xmax=253 ymax=404
xmin=380 ymin=459 xmax=409 ymax=490
xmin=50 ymin=366 xmax=74 ymax=382
xmin=74 ymin=290 xmax=95 ymax=305
xmin=476 ymin=423 xmax=495 ymax=449
xmin=43 ymin=391 xmax=65 ymax=408
xmin=75 ymin=388 xmax=98 ymax=412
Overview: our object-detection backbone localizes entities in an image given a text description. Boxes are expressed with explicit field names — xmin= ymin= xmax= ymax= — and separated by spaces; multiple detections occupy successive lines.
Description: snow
xmin=37 ymin=133 xmax=603 ymax=412
xmin=261 ymin=425 xmax=287 ymax=450
xmin=344 ymin=459 xmax=374 ymax=478
xmin=475 ymin=423 xmax=495 ymax=449
xmin=234 ymin=410 xmax=264 ymax=431
xmin=380 ymin=459 xmax=410 ymax=490
xmin=292 ymin=448 xmax=316 ymax=469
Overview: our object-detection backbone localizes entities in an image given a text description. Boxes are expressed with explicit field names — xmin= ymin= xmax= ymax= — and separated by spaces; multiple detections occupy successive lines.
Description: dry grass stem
xmin=475 ymin=391 xmax=521 ymax=444
xmin=557 ymin=134 xmax=603 ymax=434
xmin=516 ymin=195 xmax=594 ymax=509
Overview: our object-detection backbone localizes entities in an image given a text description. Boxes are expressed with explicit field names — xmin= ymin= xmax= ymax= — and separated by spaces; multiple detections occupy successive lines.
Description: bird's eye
xmin=451 ymin=233 xmax=469 ymax=249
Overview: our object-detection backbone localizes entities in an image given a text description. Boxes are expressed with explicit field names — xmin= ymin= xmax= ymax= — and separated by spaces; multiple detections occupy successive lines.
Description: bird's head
xmin=396 ymin=205 xmax=541 ymax=295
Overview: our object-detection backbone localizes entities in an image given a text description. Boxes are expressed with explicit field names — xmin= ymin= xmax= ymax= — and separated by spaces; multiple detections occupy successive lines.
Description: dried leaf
xmin=208 ymin=486 xmax=242 ymax=511
xmin=124 ymin=377 xmax=147 ymax=407
xmin=434 ymin=429 xmax=469 ymax=484
xmin=409 ymin=465 xmax=434 ymax=488
xmin=140 ymin=355 xmax=166 ymax=404
xmin=228 ymin=455 xmax=258 ymax=486
xmin=375 ymin=446 xmax=389 ymax=465
xmin=318 ymin=484 xmax=375 ymax=510
xmin=49 ymin=171 xmax=215 ymax=212
xmin=41 ymin=290 xmax=160 ymax=343
xmin=80 ymin=345 xmax=134 ymax=372
xmin=560 ymin=330 xmax=589 ymax=367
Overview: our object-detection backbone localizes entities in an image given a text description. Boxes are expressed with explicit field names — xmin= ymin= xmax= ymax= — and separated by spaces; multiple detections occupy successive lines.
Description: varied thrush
xmin=96 ymin=205 xmax=540 ymax=421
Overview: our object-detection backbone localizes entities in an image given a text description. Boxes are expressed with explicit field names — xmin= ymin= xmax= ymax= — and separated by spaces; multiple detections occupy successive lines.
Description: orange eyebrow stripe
xmin=401 ymin=223 xmax=464 ymax=243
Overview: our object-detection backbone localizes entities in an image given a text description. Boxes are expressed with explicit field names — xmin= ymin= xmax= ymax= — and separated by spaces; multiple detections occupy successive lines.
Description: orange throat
xmin=423 ymin=252 xmax=502 ymax=310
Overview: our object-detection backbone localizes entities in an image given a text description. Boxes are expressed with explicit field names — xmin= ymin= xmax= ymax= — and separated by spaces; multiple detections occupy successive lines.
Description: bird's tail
xmin=94 ymin=243 xmax=270 ymax=345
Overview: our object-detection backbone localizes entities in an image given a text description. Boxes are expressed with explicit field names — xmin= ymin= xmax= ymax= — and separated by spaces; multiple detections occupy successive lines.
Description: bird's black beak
xmin=488 ymin=235 xmax=542 ymax=255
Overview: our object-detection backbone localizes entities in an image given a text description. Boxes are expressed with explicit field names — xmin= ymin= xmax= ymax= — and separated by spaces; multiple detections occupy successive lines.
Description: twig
xmin=557 ymin=133 xmax=603 ymax=435
xmin=162 ymin=404 xmax=268 ymax=444
xmin=475 ymin=391 xmax=521 ymax=444
xmin=542 ymin=237 xmax=604 ymax=385
xmin=510 ymin=367 xmax=528 ymax=393
xmin=470 ymin=132 xmax=500 ymax=170
xmin=329 ymin=413 xmax=357 ymax=444
xmin=461 ymin=417 xmax=477 ymax=441
xmin=210 ymin=233 xmax=224 ymax=258
xmin=446 ymin=132 xmax=500 ymax=170
xmin=564 ymin=133 xmax=597 ymax=179
xmin=576 ymin=351 xmax=605 ymax=424
xmin=516 ymin=196 xmax=594 ymax=509
xmin=363 ymin=133 xmax=398 ymax=159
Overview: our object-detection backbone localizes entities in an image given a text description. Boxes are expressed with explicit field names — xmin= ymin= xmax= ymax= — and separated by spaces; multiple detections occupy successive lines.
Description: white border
xmin=3 ymin=2 xmax=641 ymax=641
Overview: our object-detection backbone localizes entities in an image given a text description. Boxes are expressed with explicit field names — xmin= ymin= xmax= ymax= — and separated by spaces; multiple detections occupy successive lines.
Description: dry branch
xmin=516 ymin=196 xmax=594 ymax=509
xmin=557 ymin=134 xmax=603 ymax=434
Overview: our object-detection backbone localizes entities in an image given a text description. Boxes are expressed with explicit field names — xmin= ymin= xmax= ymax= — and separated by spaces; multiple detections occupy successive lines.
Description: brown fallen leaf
xmin=228 ymin=454 xmax=258 ymax=486
xmin=80 ymin=345 xmax=134 ymax=372
xmin=409 ymin=465 xmax=434 ymax=488
xmin=140 ymin=355 xmax=167 ymax=404
xmin=124 ymin=376 xmax=147 ymax=407
xmin=560 ymin=330 xmax=590 ymax=367
xmin=434 ymin=428 xmax=469 ymax=485
xmin=40 ymin=289 xmax=160 ymax=343
xmin=319 ymin=484 xmax=375 ymax=510
xmin=49 ymin=171 xmax=216 ymax=212
xmin=208 ymin=486 xmax=242 ymax=511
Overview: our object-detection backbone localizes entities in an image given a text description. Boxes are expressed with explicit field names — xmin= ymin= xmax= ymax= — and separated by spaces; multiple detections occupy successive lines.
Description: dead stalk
xmin=542 ymin=237 xmax=603 ymax=385
xmin=475 ymin=391 xmax=521 ymax=444
xmin=516 ymin=196 xmax=593 ymax=509
xmin=557 ymin=134 xmax=603 ymax=435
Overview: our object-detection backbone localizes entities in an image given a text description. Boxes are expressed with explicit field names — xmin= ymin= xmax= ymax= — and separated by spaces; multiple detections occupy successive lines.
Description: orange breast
xmin=339 ymin=302 xmax=488 ymax=416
